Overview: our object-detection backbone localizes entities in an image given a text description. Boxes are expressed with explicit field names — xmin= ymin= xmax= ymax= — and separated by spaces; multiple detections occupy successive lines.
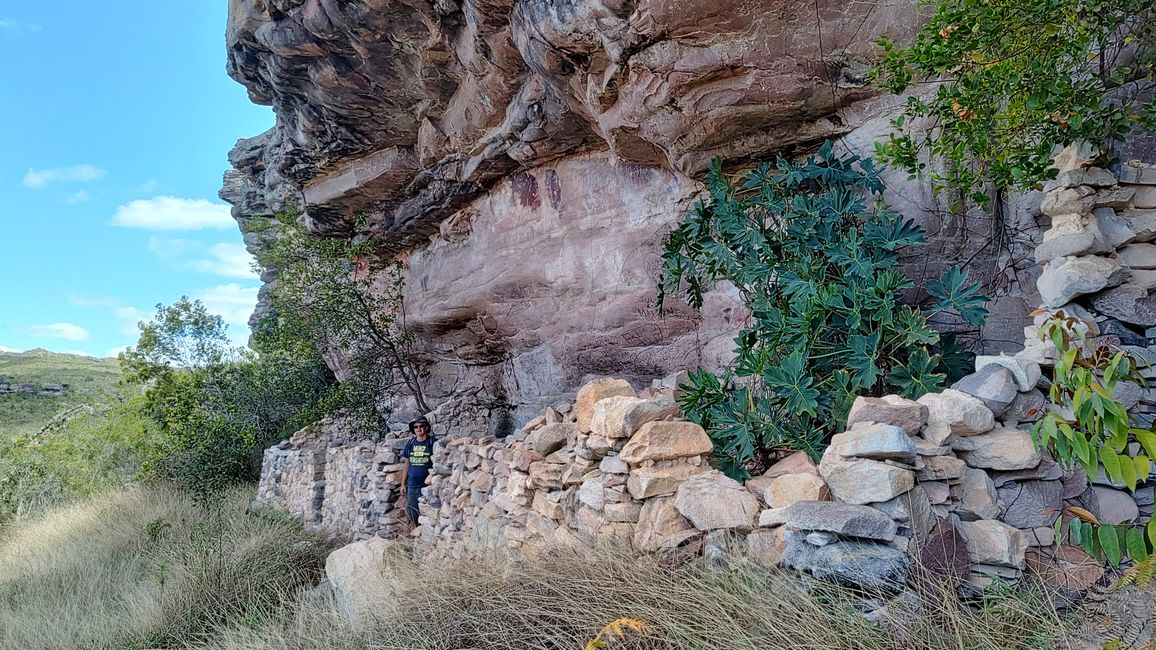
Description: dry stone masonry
xmin=254 ymin=170 xmax=1155 ymax=593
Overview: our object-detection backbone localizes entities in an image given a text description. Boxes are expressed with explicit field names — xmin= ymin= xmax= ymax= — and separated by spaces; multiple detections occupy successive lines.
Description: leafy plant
xmin=657 ymin=143 xmax=987 ymax=477
xmin=874 ymin=0 xmax=1156 ymax=206
xmin=1031 ymin=312 xmax=1155 ymax=491
xmin=256 ymin=208 xmax=430 ymax=424
xmin=1067 ymin=517 xmax=1154 ymax=568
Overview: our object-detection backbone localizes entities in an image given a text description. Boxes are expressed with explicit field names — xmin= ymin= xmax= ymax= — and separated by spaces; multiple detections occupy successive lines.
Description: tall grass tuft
xmin=202 ymin=544 xmax=1071 ymax=650
xmin=0 ymin=483 xmax=334 ymax=649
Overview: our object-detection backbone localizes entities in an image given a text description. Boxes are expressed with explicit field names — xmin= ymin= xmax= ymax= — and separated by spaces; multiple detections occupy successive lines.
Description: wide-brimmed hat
xmin=408 ymin=416 xmax=431 ymax=433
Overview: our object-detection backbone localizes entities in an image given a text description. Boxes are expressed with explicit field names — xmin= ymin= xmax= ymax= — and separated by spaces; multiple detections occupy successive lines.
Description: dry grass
xmin=0 ymin=483 xmax=334 ymax=650
xmin=201 ymin=544 xmax=1071 ymax=650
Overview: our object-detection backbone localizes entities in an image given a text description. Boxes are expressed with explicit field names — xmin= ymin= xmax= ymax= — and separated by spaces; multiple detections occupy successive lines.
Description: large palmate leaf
xmin=888 ymin=348 xmax=947 ymax=399
xmin=864 ymin=212 xmax=925 ymax=251
xmin=764 ymin=352 xmax=820 ymax=417
xmin=926 ymin=266 xmax=989 ymax=326
xmin=846 ymin=331 xmax=882 ymax=389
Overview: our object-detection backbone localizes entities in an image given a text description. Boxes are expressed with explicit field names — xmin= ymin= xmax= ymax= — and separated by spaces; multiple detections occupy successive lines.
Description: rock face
xmin=220 ymin=0 xmax=1047 ymax=427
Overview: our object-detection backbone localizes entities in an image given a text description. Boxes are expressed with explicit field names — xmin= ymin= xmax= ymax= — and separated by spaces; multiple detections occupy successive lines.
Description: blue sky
xmin=0 ymin=3 xmax=273 ymax=357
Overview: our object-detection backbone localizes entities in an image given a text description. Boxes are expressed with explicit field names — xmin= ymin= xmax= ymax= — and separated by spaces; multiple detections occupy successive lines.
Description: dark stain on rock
xmin=544 ymin=170 xmax=562 ymax=209
xmin=511 ymin=172 xmax=541 ymax=209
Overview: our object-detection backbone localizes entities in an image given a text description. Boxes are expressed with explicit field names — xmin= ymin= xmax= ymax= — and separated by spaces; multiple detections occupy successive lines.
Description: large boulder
xmin=674 ymin=470 xmax=760 ymax=531
xmin=618 ymin=421 xmax=713 ymax=465
xmin=762 ymin=473 xmax=829 ymax=509
xmin=996 ymin=480 xmax=1062 ymax=528
xmin=325 ymin=538 xmax=405 ymax=620
xmin=1091 ymin=283 xmax=1156 ymax=327
xmin=633 ymin=496 xmax=695 ymax=552
xmin=783 ymin=533 xmax=910 ymax=593
xmin=956 ymin=467 xmax=1000 ymax=521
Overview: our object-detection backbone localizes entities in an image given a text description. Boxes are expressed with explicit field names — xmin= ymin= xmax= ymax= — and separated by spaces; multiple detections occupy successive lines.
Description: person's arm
xmin=399 ymin=441 xmax=411 ymax=495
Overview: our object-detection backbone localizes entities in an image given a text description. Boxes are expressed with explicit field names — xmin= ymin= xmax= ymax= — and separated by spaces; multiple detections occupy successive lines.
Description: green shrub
xmin=874 ymin=0 xmax=1156 ymax=205
xmin=658 ymin=143 xmax=986 ymax=477
xmin=122 ymin=299 xmax=340 ymax=498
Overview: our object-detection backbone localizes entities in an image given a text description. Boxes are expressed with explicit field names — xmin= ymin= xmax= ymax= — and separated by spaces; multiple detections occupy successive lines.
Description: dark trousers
xmin=405 ymin=483 xmax=421 ymax=524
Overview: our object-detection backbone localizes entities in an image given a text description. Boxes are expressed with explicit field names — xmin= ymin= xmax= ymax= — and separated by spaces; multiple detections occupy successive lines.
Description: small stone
xmin=1094 ymin=206 xmax=1138 ymax=246
xmin=745 ymin=528 xmax=786 ymax=566
xmin=759 ymin=508 xmax=790 ymax=527
xmin=1025 ymin=527 xmax=1056 ymax=547
xmin=995 ymin=480 xmax=1062 ymax=528
xmin=1091 ymin=486 xmax=1140 ymax=524
xmin=918 ymin=389 xmax=996 ymax=436
xmin=604 ymin=501 xmax=642 ymax=523
xmin=1034 ymin=213 xmax=1111 ymax=264
xmin=633 ymin=496 xmax=693 ymax=552
xmin=598 ymin=455 xmax=630 ymax=475
xmin=1025 ymin=545 xmax=1104 ymax=592
xmin=1117 ymin=161 xmax=1156 ymax=185
xmin=590 ymin=395 xmax=679 ymax=439
xmin=574 ymin=378 xmax=636 ymax=433
xmin=763 ymin=473 xmax=829 ymax=508
xmin=782 ymin=534 xmax=910 ymax=593
xmin=1004 ymin=389 xmax=1048 ymax=423
xmin=779 ymin=500 xmax=897 ymax=541
xmin=674 ymin=470 xmax=760 ymax=531
xmin=952 ymin=365 xmax=1018 ymax=416
xmin=819 ymin=458 xmax=915 ymax=505
xmin=525 ymin=422 xmax=573 ymax=455
xmin=828 ymin=424 xmax=918 ymax=463
xmin=806 ymin=531 xmax=838 ymax=546
xmin=1037 ymin=255 xmax=1127 ymax=308
xmin=618 ymin=421 xmax=713 ymax=465
xmin=1118 ymin=242 xmax=1156 ymax=269
xmin=923 ymin=481 xmax=950 ymax=505
xmin=845 ymin=395 xmax=928 ymax=435
xmin=1127 ymin=185 xmax=1156 ymax=209
xmin=1056 ymin=166 xmax=1118 ymax=188
xmin=974 ymin=355 xmax=1042 ymax=392
xmin=870 ymin=486 xmax=937 ymax=540
xmin=762 ymin=451 xmax=820 ymax=478
xmin=954 ymin=428 xmax=1042 ymax=471
xmin=1121 ymin=208 xmax=1156 ymax=241
xmin=1040 ymin=187 xmax=1096 ymax=217
xmin=1092 ymin=284 xmax=1156 ymax=327
xmin=958 ymin=520 xmax=1028 ymax=569
xmin=626 ymin=464 xmax=706 ymax=499
xmin=916 ymin=455 xmax=967 ymax=481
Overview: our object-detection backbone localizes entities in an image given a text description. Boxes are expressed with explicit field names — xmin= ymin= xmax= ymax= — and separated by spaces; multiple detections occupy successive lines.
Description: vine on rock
xmin=657 ymin=143 xmax=987 ymax=478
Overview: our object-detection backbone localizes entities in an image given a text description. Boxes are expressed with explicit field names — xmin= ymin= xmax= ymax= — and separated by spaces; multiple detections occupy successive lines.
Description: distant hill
xmin=0 ymin=349 xmax=127 ymax=438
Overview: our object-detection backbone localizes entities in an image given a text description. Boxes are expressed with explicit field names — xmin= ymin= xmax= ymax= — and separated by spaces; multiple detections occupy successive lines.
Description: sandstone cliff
xmin=219 ymin=0 xmax=1041 ymax=429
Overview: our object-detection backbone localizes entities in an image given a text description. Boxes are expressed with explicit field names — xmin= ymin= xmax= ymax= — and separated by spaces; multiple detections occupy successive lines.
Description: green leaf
xmin=1100 ymin=525 xmax=1122 ymax=567
xmin=1135 ymin=430 xmax=1156 ymax=461
xmin=925 ymin=267 xmax=989 ymax=326
xmin=763 ymin=352 xmax=821 ymax=418
xmin=1101 ymin=447 xmax=1124 ymax=485
xmin=846 ymin=331 xmax=883 ymax=389
xmin=1126 ymin=527 xmax=1149 ymax=562
xmin=1150 ymin=519 xmax=1156 ymax=549
xmin=888 ymin=348 xmax=947 ymax=399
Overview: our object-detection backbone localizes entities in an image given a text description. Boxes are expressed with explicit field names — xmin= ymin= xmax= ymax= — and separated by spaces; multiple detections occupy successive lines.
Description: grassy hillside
xmin=0 ymin=348 xmax=126 ymax=438
xmin=0 ymin=349 xmax=155 ymax=521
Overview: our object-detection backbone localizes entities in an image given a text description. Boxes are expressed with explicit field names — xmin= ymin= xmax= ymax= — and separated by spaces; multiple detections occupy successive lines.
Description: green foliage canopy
xmin=658 ymin=143 xmax=986 ymax=477
xmin=874 ymin=0 xmax=1156 ymax=204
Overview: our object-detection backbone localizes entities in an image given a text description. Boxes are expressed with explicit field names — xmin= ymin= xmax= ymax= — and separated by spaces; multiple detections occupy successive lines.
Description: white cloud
xmin=23 ymin=164 xmax=106 ymax=189
xmin=0 ymin=17 xmax=41 ymax=32
xmin=113 ymin=306 xmax=150 ymax=336
xmin=65 ymin=189 xmax=91 ymax=204
xmin=197 ymin=283 xmax=259 ymax=328
xmin=23 ymin=323 xmax=90 ymax=341
xmin=0 ymin=345 xmax=22 ymax=353
xmin=147 ymin=236 xmax=202 ymax=260
xmin=189 ymin=243 xmax=258 ymax=279
xmin=105 ymin=345 xmax=129 ymax=358
xmin=111 ymin=197 xmax=234 ymax=231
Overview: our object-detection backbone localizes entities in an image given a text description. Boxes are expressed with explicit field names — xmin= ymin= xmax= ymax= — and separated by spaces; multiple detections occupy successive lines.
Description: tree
xmin=658 ymin=143 xmax=986 ymax=478
xmin=874 ymin=0 xmax=1156 ymax=206
xmin=255 ymin=209 xmax=429 ymax=424
xmin=123 ymin=299 xmax=339 ymax=498
xmin=120 ymin=297 xmax=236 ymax=383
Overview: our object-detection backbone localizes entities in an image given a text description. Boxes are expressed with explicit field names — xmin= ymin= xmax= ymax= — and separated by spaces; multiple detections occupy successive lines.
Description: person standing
xmin=399 ymin=416 xmax=434 ymax=526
